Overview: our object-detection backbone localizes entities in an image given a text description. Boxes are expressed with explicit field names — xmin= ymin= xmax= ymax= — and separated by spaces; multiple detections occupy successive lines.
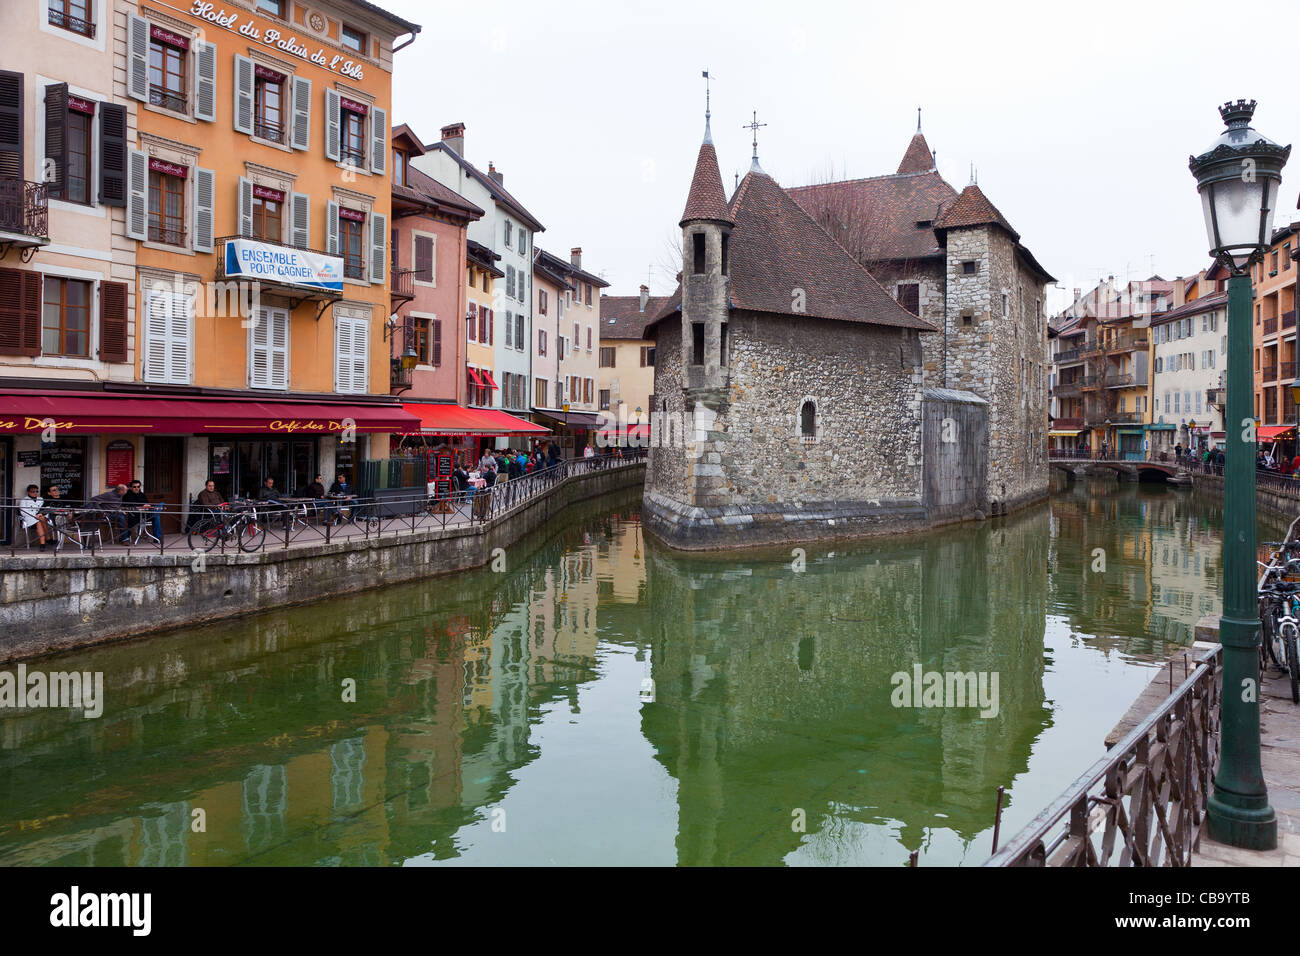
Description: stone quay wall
xmin=0 ymin=463 xmax=646 ymax=663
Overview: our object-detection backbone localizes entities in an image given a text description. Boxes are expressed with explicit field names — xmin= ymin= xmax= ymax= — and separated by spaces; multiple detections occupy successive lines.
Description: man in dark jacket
xmin=122 ymin=480 xmax=162 ymax=542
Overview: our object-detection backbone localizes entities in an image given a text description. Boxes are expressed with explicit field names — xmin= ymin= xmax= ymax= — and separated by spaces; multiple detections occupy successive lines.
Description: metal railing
xmin=0 ymin=178 xmax=49 ymax=239
xmin=148 ymin=222 xmax=186 ymax=246
xmin=1265 ymin=316 xmax=1279 ymax=336
xmin=48 ymin=8 xmax=95 ymax=36
xmin=1262 ymin=363 xmax=1278 ymax=382
xmin=986 ymin=647 xmax=1221 ymax=866
xmin=149 ymin=85 xmax=186 ymax=113
xmin=391 ymin=267 xmax=415 ymax=302
xmin=253 ymin=118 xmax=286 ymax=144
xmin=3 ymin=452 xmax=645 ymax=559
xmin=1054 ymin=347 xmax=1084 ymax=364
xmin=1285 ymin=310 xmax=1297 ymax=330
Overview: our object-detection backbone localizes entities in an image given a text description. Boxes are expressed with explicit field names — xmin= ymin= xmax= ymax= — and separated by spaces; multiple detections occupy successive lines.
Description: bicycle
xmin=1259 ymin=579 xmax=1300 ymax=703
xmin=186 ymin=501 xmax=267 ymax=552
xmin=326 ymin=495 xmax=379 ymax=534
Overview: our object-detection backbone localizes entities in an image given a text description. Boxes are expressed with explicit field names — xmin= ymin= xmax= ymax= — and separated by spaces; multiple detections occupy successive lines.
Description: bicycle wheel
xmin=188 ymin=519 xmax=222 ymax=553
xmin=239 ymin=518 xmax=266 ymax=552
xmin=1261 ymin=602 xmax=1282 ymax=668
xmin=1286 ymin=626 xmax=1300 ymax=704
xmin=362 ymin=512 xmax=379 ymax=533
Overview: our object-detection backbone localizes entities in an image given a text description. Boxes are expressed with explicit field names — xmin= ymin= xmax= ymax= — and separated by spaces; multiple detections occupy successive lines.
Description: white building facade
xmin=1150 ymin=292 xmax=1227 ymax=456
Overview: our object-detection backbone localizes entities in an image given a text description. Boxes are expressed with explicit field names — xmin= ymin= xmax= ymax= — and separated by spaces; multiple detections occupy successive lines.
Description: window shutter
xmin=168 ymin=291 xmax=192 ymax=383
xmin=127 ymin=14 xmax=149 ymax=102
xmin=270 ymin=309 xmax=288 ymax=388
xmin=351 ymin=316 xmax=368 ymax=390
xmin=98 ymin=103 xmax=127 ymax=206
xmin=487 ymin=308 xmax=493 ymax=345
xmin=143 ymin=290 xmax=170 ymax=381
xmin=291 ymin=76 xmax=311 ymax=151
xmin=369 ymin=105 xmax=387 ymax=174
xmin=195 ymin=41 xmax=217 ymax=122
xmin=516 ymin=314 xmax=523 ymax=350
xmin=44 ymin=83 xmax=68 ymax=199
xmin=98 ymin=281 xmax=128 ymax=362
xmin=0 ymin=71 xmax=22 ymax=179
xmin=0 ymin=268 xmax=41 ymax=357
xmin=324 ymin=89 xmax=340 ymax=161
xmin=125 ymin=148 xmax=147 ymax=239
xmin=194 ymin=167 xmax=215 ymax=252
xmin=467 ymin=302 xmax=476 ymax=341
xmin=290 ymin=191 xmax=309 ymax=248
xmin=249 ymin=308 xmax=268 ymax=387
xmin=326 ymin=200 xmax=339 ymax=255
xmin=369 ymin=211 xmax=386 ymax=284
xmin=233 ymin=55 xmax=254 ymax=134
xmin=505 ymin=311 xmax=513 ymax=347
xmin=415 ymin=235 xmax=433 ymax=281
xmin=334 ymin=315 xmax=352 ymax=391
xmin=432 ymin=319 xmax=441 ymax=366
xmin=238 ymin=176 xmax=253 ymax=238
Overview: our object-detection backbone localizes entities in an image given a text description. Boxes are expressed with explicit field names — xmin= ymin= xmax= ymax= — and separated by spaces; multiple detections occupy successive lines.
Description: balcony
xmin=148 ymin=222 xmax=186 ymax=247
xmin=1284 ymin=360 xmax=1298 ymax=381
xmin=1284 ymin=309 xmax=1297 ymax=330
xmin=253 ymin=118 xmax=286 ymax=145
xmin=1052 ymin=380 xmax=1083 ymax=397
xmin=214 ymin=235 xmax=344 ymax=305
xmin=1053 ymin=417 xmax=1084 ymax=430
xmin=149 ymin=84 xmax=186 ymax=114
xmin=0 ymin=179 xmax=50 ymax=259
xmin=1054 ymin=346 xmax=1084 ymax=365
xmin=1081 ymin=332 xmax=1148 ymax=357
xmin=1262 ymin=363 xmax=1279 ymax=383
xmin=48 ymin=8 xmax=95 ymax=37
xmin=1207 ymin=387 xmax=1224 ymax=408
xmin=390 ymin=267 xmax=415 ymax=307
xmin=390 ymin=358 xmax=413 ymax=394
xmin=1265 ymin=316 xmax=1278 ymax=336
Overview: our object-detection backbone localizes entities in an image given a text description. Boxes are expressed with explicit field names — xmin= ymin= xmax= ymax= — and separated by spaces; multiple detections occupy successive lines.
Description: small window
xmin=392 ymin=148 xmax=406 ymax=186
xmin=599 ymin=346 xmax=615 ymax=368
xmin=254 ymin=0 xmax=285 ymax=17
xmin=719 ymin=322 xmax=727 ymax=366
xmin=961 ymin=310 xmax=974 ymax=328
xmin=691 ymin=323 xmax=705 ymax=365
xmin=149 ymin=34 xmax=188 ymax=113
xmin=721 ymin=233 xmax=729 ymax=275
xmin=147 ymin=167 xmax=186 ymax=246
xmin=800 ymin=400 xmax=816 ymax=437
xmin=42 ymin=277 xmax=91 ymax=357
xmin=49 ymin=0 xmax=95 ymax=38
xmin=341 ymin=24 xmax=367 ymax=54
xmin=692 ymin=232 xmax=705 ymax=275
xmin=1001 ymin=292 xmax=1009 ymax=317
xmin=640 ymin=345 xmax=654 ymax=367
xmin=896 ymin=283 xmax=919 ymax=314
xmin=599 ymin=389 xmax=611 ymax=411
xmin=962 ymin=260 xmax=977 ymax=275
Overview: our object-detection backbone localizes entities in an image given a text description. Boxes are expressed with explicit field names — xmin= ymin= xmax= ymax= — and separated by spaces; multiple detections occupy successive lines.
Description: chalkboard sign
xmin=436 ymin=453 xmax=452 ymax=477
xmin=17 ymin=450 xmax=40 ymax=467
xmin=41 ymin=438 xmax=86 ymax=502
xmin=436 ymin=479 xmax=452 ymax=499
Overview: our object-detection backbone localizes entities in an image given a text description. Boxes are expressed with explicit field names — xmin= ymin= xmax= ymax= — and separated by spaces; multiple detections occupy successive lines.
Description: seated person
xmin=122 ymin=480 xmax=162 ymax=542
xmin=326 ymin=473 xmax=355 ymax=523
xmin=190 ymin=479 xmax=225 ymax=530
xmin=19 ymin=484 xmax=50 ymax=550
xmin=88 ymin=484 xmax=128 ymax=540
xmin=305 ymin=473 xmax=327 ymax=519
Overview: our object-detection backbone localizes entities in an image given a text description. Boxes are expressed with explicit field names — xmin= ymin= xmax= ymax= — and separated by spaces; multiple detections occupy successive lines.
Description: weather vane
xmin=743 ymin=110 xmax=767 ymax=170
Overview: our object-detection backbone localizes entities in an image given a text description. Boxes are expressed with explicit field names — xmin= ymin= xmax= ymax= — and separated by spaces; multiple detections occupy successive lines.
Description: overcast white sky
xmin=384 ymin=0 xmax=1300 ymax=313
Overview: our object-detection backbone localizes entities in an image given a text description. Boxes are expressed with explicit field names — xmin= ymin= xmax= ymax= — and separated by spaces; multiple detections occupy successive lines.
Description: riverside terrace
xmin=3 ymin=453 xmax=643 ymax=559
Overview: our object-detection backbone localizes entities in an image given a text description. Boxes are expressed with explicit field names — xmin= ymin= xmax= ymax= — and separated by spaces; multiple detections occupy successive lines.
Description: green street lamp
xmin=1190 ymin=98 xmax=1290 ymax=850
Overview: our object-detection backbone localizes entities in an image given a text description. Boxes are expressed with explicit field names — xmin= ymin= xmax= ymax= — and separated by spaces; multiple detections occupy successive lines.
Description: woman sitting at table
xmin=20 ymin=484 xmax=50 ymax=551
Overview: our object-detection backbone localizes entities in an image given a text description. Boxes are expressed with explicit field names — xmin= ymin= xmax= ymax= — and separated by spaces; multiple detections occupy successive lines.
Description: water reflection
xmin=0 ymin=483 xmax=1276 ymax=866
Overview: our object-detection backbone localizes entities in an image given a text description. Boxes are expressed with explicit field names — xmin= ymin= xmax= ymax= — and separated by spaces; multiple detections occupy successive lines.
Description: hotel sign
xmin=189 ymin=2 xmax=367 ymax=80
xmin=224 ymin=238 xmax=343 ymax=292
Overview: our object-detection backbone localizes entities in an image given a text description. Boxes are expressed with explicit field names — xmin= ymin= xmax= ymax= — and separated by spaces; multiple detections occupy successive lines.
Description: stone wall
xmin=0 ymin=463 xmax=646 ymax=662
xmin=867 ymin=258 xmax=947 ymax=389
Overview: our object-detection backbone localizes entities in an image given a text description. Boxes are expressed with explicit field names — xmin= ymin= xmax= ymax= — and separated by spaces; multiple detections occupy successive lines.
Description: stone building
xmin=642 ymin=115 xmax=1052 ymax=549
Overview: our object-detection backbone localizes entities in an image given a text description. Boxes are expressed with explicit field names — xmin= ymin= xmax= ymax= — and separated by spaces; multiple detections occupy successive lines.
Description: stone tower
xmin=679 ymin=118 xmax=734 ymax=398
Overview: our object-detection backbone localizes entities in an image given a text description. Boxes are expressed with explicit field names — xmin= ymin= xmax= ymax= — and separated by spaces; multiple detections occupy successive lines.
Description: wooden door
xmin=144 ymin=437 xmax=184 ymax=534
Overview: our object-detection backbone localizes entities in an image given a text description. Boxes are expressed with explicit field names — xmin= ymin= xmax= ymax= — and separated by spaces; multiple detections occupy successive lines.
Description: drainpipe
xmin=392 ymin=32 xmax=419 ymax=54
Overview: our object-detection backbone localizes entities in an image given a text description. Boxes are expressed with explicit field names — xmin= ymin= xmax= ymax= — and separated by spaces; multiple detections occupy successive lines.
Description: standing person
xmin=18 ymin=484 xmax=50 ymax=550
xmin=123 ymin=479 xmax=163 ymax=542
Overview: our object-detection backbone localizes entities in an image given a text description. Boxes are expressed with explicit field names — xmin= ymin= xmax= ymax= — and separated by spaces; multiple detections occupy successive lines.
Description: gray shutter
xmin=98 ymin=102 xmax=127 ymax=206
xmin=290 ymin=191 xmax=309 ymax=248
xmin=233 ymin=55 xmax=253 ymax=135
xmin=369 ymin=105 xmax=386 ymax=175
xmin=126 ymin=148 xmax=147 ymax=240
xmin=237 ymin=176 xmax=253 ymax=238
xmin=195 ymin=41 xmax=217 ymax=122
xmin=326 ymin=200 xmax=339 ymax=255
xmin=194 ymin=167 xmax=215 ymax=252
xmin=369 ymin=211 xmax=386 ymax=284
xmin=324 ymin=89 xmax=340 ymax=161
xmin=127 ymin=14 xmax=149 ymax=102
xmin=291 ymin=76 xmax=311 ymax=151
xmin=43 ymin=83 xmax=68 ymax=198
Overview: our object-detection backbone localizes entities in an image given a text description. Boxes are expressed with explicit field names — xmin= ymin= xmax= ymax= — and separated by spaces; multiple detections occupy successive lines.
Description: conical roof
xmin=897 ymin=132 xmax=935 ymax=174
xmin=933 ymin=183 xmax=1018 ymax=240
xmin=680 ymin=141 xmax=734 ymax=227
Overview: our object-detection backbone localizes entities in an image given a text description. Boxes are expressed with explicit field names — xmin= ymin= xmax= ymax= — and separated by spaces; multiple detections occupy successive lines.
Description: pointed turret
xmin=680 ymin=138 xmax=734 ymax=227
xmin=897 ymin=110 xmax=936 ymax=174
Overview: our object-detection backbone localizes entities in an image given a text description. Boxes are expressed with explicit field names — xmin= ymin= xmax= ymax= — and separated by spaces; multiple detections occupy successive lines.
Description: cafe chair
xmin=53 ymin=509 xmax=103 ymax=554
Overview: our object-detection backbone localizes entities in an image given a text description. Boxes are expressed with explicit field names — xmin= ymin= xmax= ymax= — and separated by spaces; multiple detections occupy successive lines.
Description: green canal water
xmin=0 ymin=480 xmax=1284 ymax=866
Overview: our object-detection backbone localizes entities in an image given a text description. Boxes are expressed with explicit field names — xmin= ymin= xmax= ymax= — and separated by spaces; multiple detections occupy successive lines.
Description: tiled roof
xmin=396 ymin=164 xmax=485 ymax=220
xmin=933 ymin=183 xmax=1019 ymax=240
xmin=788 ymin=170 xmax=958 ymax=262
xmin=426 ymin=141 xmax=545 ymax=233
xmin=1151 ymin=291 xmax=1228 ymax=326
xmin=535 ymin=247 xmax=610 ymax=290
xmin=652 ymin=170 xmax=936 ymax=332
xmin=680 ymin=142 xmax=734 ymax=226
xmin=897 ymin=132 xmax=935 ymax=174
xmin=600 ymin=294 xmax=672 ymax=340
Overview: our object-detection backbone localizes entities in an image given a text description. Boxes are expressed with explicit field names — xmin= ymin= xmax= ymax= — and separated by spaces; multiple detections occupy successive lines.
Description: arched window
xmin=800 ymin=400 xmax=816 ymax=437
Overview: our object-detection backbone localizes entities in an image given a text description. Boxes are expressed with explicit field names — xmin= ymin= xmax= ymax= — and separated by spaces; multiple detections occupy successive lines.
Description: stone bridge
xmin=1048 ymin=456 xmax=1185 ymax=483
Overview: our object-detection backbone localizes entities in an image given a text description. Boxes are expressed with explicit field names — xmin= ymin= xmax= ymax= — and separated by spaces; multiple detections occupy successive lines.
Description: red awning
xmin=0 ymin=391 xmax=418 ymax=434
xmin=467 ymin=369 xmax=486 ymax=387
xmin=597 ymin=423 xmax=650 ymax=439
xmin=480 ymin=371 xmax=499 ymax=390
xmin=401 ymin=403 xmax=550 ymax=437
xmin=1259 ymin=425 xmax=1295 ymax=441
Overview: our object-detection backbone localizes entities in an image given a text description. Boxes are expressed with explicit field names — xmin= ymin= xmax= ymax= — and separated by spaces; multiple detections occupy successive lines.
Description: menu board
xmin=41 ymin=438 xmax=86 ymax=502
xmin=436 ymin=453 xmax=453 ymax=477
xmin=436 ymin=479 xmax=452 ymax=499
xmin=105 ymin=440 xmax=135 ymax=487
xmin=17 ymin=450 xmax=40 ymax=467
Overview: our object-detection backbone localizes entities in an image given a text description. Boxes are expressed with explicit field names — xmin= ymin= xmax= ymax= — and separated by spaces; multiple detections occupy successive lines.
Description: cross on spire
xmin=744 ymin=110 xmax=767 ymax=172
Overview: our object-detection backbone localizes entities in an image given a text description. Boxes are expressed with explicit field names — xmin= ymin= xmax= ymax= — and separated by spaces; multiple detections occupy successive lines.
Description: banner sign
xmin=337 ymin=207 xmax=366 ymax=223
xmin=188 ymin=2 xmax=366 ymax=80
xmin=253 ymin=185 xmax=285 ymax=202
xmin=339 ymin=97 xmax=369 ymax=115
xmin=150 ymin=24 xmax=191 ymax=49
xmin=148 ymin=158 xmax=188 ymax=178
xmin=223 ymin=237 xmax=342 ymax=292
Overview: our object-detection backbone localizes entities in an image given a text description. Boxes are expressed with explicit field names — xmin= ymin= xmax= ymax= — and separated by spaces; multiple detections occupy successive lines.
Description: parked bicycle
xmin=1259 ymin=575 xmax=1300 ymax=703
xmin=186 ymin=501 xmax=267 ymax=553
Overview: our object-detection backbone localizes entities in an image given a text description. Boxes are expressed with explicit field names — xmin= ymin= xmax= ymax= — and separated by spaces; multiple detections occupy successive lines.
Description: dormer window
xmin=392 ymin=148 xmax=407 ymax=186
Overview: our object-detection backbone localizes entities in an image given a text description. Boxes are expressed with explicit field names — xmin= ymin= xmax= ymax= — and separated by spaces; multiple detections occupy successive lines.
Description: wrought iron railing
xmin=0 ymin=178 xmax=49 ymax=239
xmin=147 ymin=221 xmax=185 ymax=246
xmin=1263 ymin=363 xmax=1279 ymax=382
xmin=341 ymin=147 xmax=366 ymax=170
xmin=344 ymin=254 xmax=365 ymax=280
xmin=253 ymin=118 xmax=285 ymax=144
xmin=390 ymin=358 xmax=413 ymax=392
xmin=149 ymin=85 xmax=187 ymax=113
xmin=48 ymin=8 xmax=95 ymax=37
xmin=1264 ymin=316 xmax=1279 ymax=336
xmin=986 ymin=646 xmax=1221 ymax=867
xmin=391 ymin=267 xmax=415 ymax=302
xmin=1054 ymin=346 xmax=1083 ymax=364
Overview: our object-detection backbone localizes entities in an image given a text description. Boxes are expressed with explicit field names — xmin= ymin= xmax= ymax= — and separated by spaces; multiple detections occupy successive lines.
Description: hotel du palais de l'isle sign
xmin=189 ymin=2 xmax=367 ymax=80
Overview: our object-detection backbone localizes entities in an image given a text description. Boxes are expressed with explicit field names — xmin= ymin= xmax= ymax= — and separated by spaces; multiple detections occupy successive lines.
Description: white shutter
xmin=291 ymin=76 xmax=311 ymax=151
xmin=269 ymin=308 xmax=288 ymax=389
xmin=249 ymin=308 xmax=269 ymax=387
xmin=233 ymin=55 xmax=254 ymax=135
xmin=238 ymin=176 xmax=253 ymax=238
xmin=369 ymin=211 xmax=386 ymax=284
xmin=195 ymin=42 xmax=217 ymax=122
xmin=290 ymin=191 xmax=309 ymax=248
xmin=335 ymin=315 xmax=369 ymax=393
xmin=169 ymin=291 xmax=192 ymax=384
xmin=249 ymin=308 xmax=288 ymax=389
xmin=194 ymin=167 xmax=215 ymax=252
xmin=143 ymin=290 xmax=169 ymax=382
xmin=369 ymin=105 xmax=386 ymax=175
xmin=127 ymin=14 xmax=149 ymax=102
xmin=326 ymin=200 xmax=339 ymax=255
xmin=126 ymin=149 xmax=147 ymax=240
xmin=324 ymin=89 xmax=340 ymax=161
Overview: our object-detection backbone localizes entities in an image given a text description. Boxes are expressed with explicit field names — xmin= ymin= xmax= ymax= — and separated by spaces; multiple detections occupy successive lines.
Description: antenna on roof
xmin=702 ymin=70 xmax=713 ymax=144
xmin=917 ymin=106 xmax=922 ymax=133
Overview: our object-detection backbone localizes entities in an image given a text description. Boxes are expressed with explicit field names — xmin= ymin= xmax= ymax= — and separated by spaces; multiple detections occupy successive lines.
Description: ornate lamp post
xmin=1190 ymin=99 xmax=1290 ymax=849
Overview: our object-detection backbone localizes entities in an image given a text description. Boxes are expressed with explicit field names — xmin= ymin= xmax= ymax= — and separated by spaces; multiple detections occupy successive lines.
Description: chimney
xmin=487 ymin=162 xmax=502 ymax=185
xmin=440 ymin=122 xmax=465 ymax=156
xmin=639 ymin=284 xmax=649 ymax=312
xmin=1173 ymin=276 xmax=1186 ymax=308
xmin=1073 ymin=287 xmax=1081 ymax=302
xmin=570 ymin=247 xmax=582 ymax=269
